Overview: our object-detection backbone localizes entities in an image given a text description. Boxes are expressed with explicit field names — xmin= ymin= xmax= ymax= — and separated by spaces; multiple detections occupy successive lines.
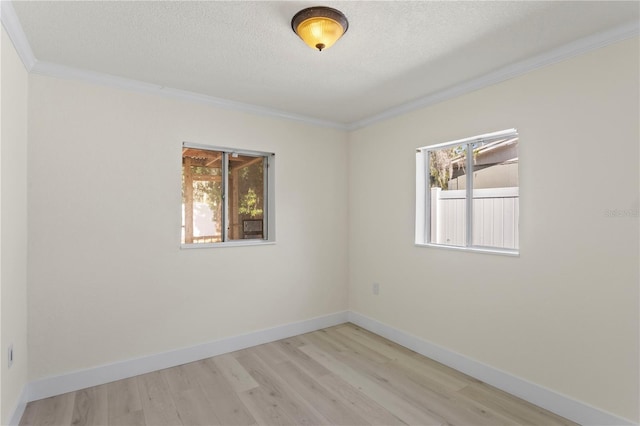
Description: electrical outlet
xmin=372 ymin=282 xmax=380 ymax=295
xmin=8 ymin=344 xmax=13 ymax=369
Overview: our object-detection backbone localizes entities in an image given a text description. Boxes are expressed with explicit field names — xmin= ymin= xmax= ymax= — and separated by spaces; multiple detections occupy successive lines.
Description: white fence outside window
xmin=430 ymin=187 xmax=519 ymax=249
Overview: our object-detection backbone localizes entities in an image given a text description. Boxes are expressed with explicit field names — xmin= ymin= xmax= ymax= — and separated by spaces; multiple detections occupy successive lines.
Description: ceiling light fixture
xmin=291 ymin=6 xmax=349 ymax=52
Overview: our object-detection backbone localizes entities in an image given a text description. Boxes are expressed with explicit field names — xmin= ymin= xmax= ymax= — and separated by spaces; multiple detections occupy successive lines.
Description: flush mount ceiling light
xmin=291 ymin=6 xmax=349 ymax=51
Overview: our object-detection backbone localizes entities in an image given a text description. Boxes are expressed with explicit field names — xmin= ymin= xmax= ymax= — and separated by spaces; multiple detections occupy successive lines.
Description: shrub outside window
xmin=182 ymin=143 xmax=274 ymax=247
xmin=416 ymin=129 xmax=519 ymax=255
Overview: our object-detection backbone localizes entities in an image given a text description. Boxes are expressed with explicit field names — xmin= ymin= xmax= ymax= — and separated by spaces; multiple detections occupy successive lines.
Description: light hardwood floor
xmin=20 ymin=323 xmax=577 ymax=426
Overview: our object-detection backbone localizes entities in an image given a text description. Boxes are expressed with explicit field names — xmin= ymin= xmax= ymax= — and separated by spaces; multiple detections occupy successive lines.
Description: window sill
xmin=415 ymin=243 xmax=519 ymax=257
xmin=181 ymin=240 xmax=276 ymax=249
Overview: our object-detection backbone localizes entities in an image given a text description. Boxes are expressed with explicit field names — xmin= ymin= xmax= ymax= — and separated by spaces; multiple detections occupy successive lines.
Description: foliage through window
xmin=182 ymin=144 xmax=274 ymax=245
xmin=416 ymin=129 xmax=519 ymax=254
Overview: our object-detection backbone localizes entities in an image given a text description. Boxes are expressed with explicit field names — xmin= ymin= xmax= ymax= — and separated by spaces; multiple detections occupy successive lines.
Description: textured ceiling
xmin=10 ymin=1 xmax=640 ymax=126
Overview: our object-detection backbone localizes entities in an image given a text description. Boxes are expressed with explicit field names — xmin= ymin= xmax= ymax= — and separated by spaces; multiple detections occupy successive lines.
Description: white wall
xmin=15 ymin=25 xmax=640 ymax=426
xmin=27 ymin=75 xmax=349 ymax=380
xmin=348 ymin=37 xmax=639 ymax=423
xmin=1 ymin=27 xmax=29 ymax=424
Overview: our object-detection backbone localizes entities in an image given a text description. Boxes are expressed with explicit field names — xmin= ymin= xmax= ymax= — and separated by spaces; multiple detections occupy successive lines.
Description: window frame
xmin=415 ymin=129 xmax=519 ymax=256
xmin=181 ymin=142 xmax=275 ymax=249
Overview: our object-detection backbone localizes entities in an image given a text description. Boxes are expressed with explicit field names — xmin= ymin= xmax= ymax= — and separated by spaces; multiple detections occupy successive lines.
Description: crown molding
xmin=346 ymin=20 xmax=640 ymax=131
xmin=30 ymin=61 xmax=349 ymax=130
xmin=0 ymin=0 xmax=36 ymax=71
xmin=2 ymin=0 xmax=638 ymax=132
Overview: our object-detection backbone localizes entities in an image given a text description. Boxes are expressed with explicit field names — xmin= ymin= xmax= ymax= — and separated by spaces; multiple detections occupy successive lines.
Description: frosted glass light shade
xmin=292 ymin=7 xmax=349 ymax=51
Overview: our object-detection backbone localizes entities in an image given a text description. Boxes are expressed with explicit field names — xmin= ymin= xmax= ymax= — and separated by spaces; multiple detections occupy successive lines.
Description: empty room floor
xmin=19 ymin=323 xmax=576 ymax=426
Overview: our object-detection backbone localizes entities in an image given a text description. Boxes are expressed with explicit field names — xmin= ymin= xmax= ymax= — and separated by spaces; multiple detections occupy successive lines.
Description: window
xmin=181 ymin=143 xmax=274 ymax=247
xmin=416 ymin=129 xmax=519 ymax=254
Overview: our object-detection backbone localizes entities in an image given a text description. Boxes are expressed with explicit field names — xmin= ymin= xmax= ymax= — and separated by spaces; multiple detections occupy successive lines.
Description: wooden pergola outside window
xmin=182 ymin=146 xmax=266 ymax=244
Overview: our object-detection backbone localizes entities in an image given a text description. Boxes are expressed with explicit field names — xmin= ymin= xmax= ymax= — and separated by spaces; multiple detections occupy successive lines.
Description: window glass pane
xmin=182 ymin=148 xmax=223 ymax=244
xmin=471 ymin=137 xmax=519 ymax=249
xmin=429 ymin=145 xmax=466 ymax=246
xmin=228 ymin=154 xmax=265 ymax=241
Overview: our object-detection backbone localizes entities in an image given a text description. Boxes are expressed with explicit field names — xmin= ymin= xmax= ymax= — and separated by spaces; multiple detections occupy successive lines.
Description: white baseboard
xmin=7 ymin=385 xmax=28 ymax=426
xmin=348 ymin=311 xmax=636 ymax=426
xmin=13 ymin=310 xmax=636 ymax=426
xmin=27 ymin=311 xmax=349 ymax=403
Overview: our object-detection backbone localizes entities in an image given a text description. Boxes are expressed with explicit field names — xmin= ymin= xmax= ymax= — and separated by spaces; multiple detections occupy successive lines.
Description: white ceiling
xmin=7 ymin=1 xmax=640 ymax=128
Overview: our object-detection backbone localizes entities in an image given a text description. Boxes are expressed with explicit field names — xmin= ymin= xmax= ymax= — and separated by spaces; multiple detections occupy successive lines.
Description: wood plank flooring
xmin=20 ymin=323 xmax=577 ymax=426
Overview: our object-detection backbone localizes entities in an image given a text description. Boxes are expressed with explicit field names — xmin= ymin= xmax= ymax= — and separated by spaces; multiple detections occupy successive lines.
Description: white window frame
xmin=181 ymin=142 xmax=275 ymax=249
xmin=415 ymin=129 xmax=519 ymax=256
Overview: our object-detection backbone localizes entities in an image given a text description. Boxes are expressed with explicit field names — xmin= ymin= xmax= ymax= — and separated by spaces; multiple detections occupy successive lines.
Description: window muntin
xmin=416 ymin=129 xmax=519 ymax=254
xmin=182 ymin=144 xmax=273 ymax=246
